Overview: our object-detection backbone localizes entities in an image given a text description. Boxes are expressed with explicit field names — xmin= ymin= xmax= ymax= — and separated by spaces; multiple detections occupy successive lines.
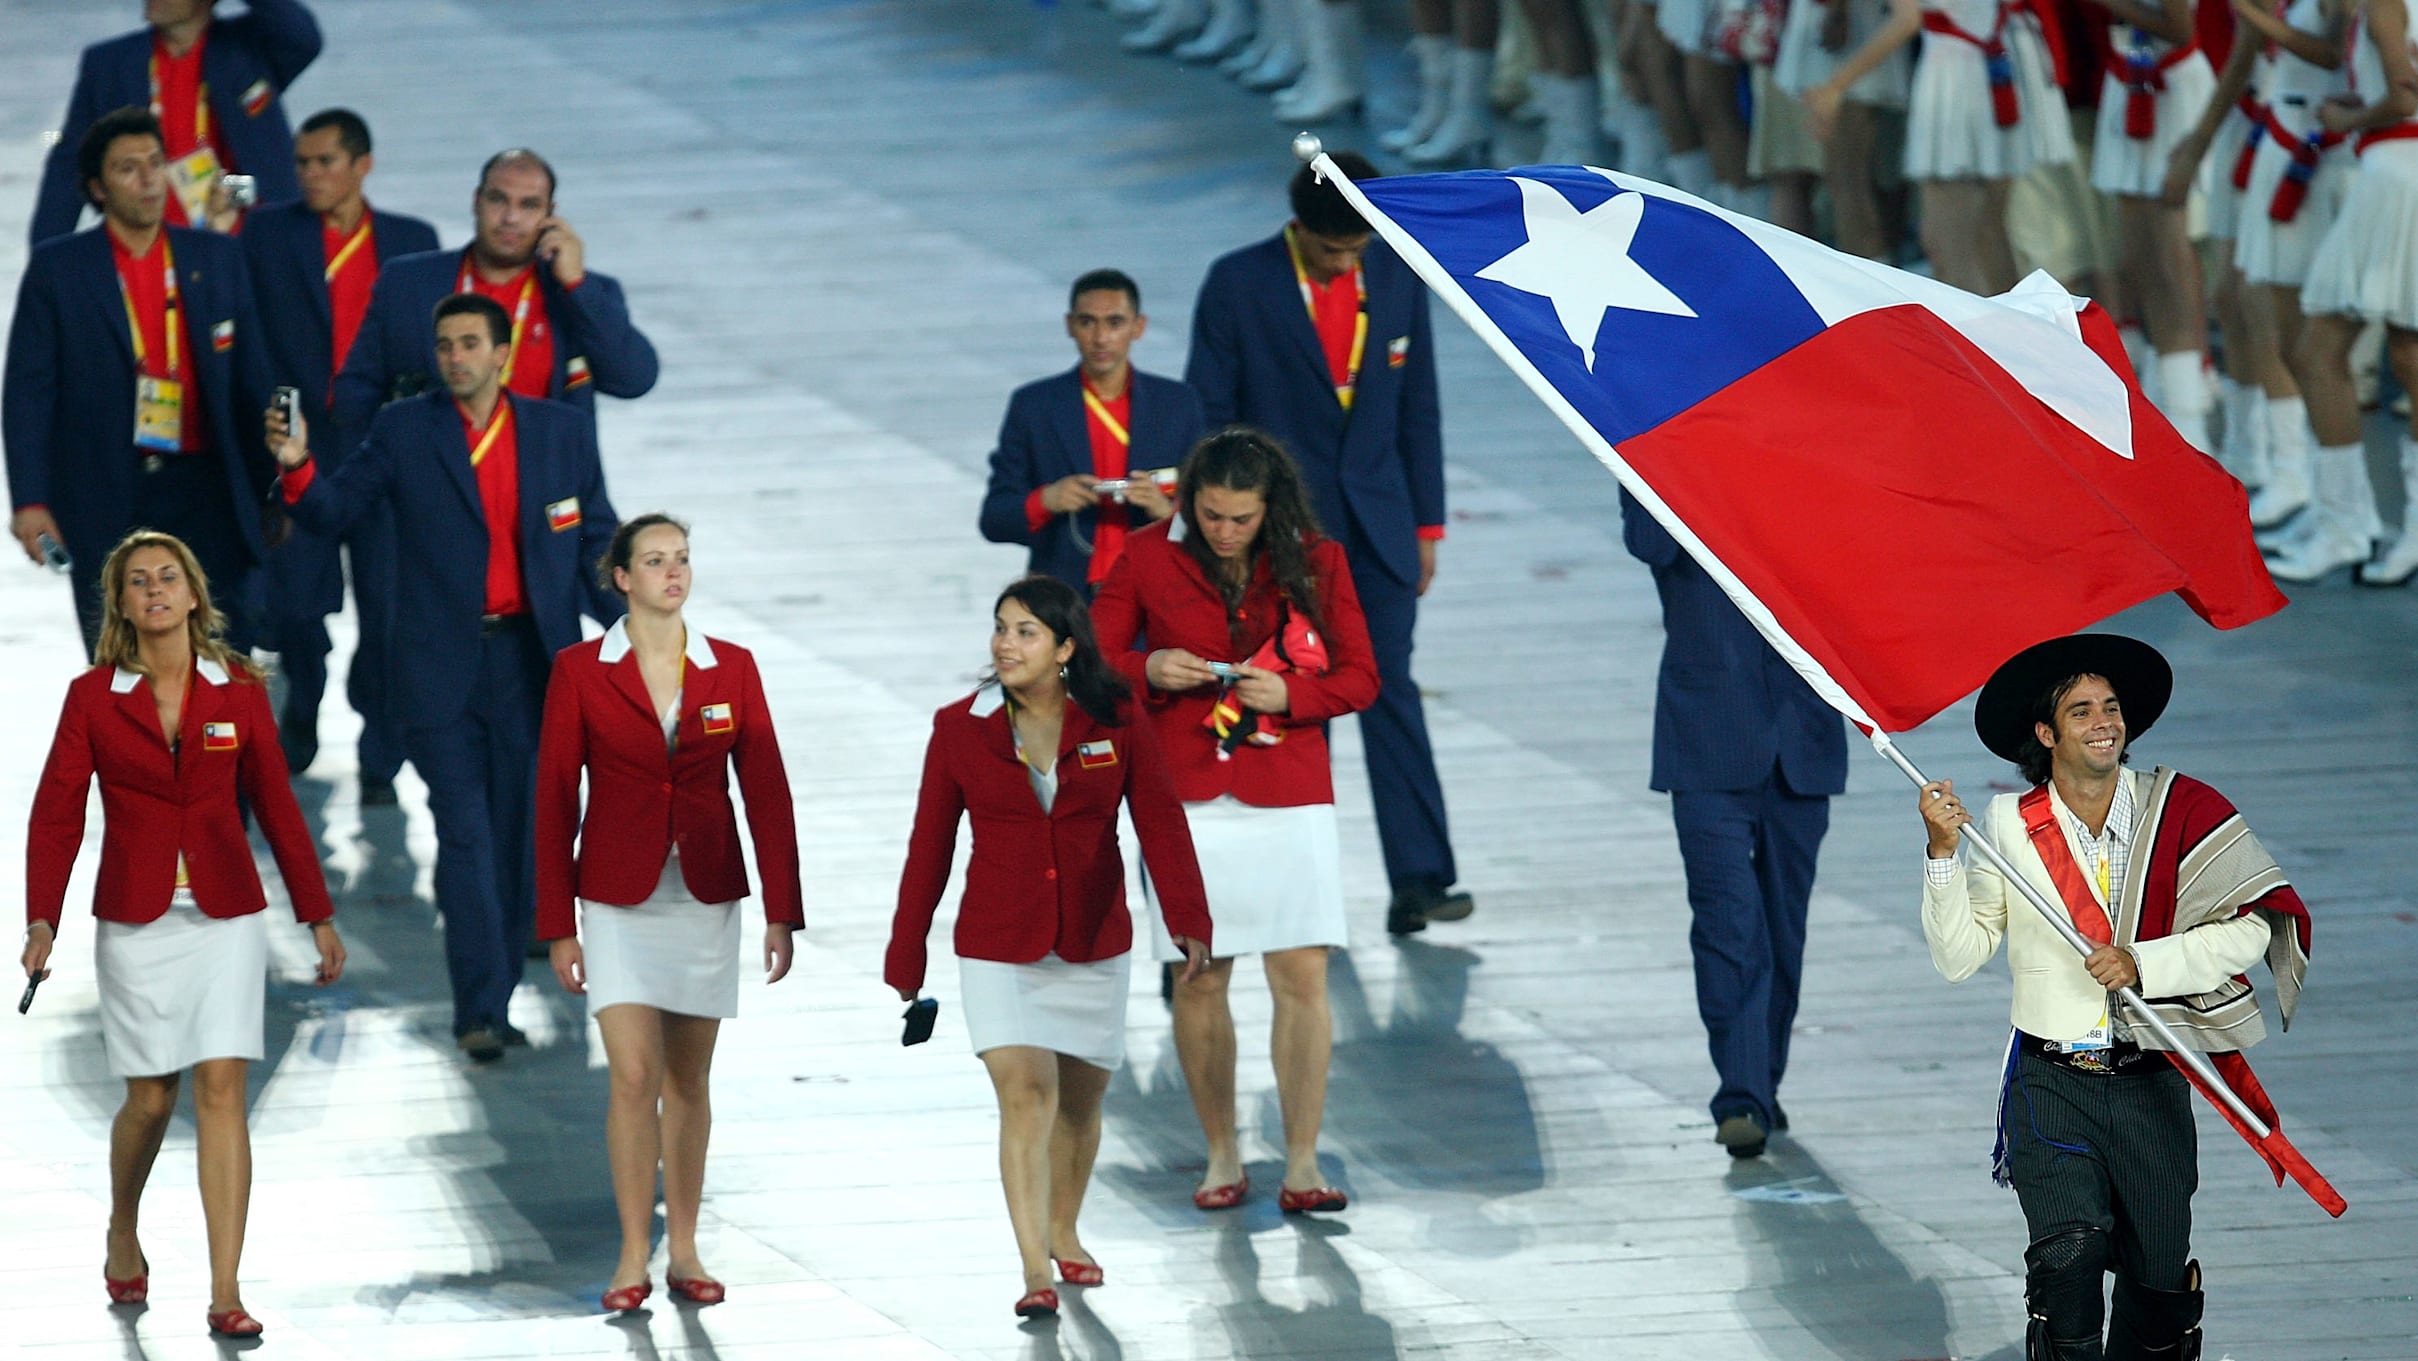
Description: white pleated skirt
xmin=582 ymin=852 xmax=742 ymax=1019
xmin=2301 ymin=141 xmax=2418 ymax=328
xmin=2088 ymin=56 xmax=2217 ymax=197
xmin=1149 ymin=797 xmax=1347 ymax=961
xmin=2200 ymin=105 xmax=2259 ymax=239
xmin=1903 ymin=16 xmax=2074 ymax=181
xmin=2233 ymin=124 xmax=2355 ymax=285
xmin=958 ymin=952 xmax=1132 ymax=1071
xmin=1774 ymin=0 xmax=1911 ymax=108
xmin=95 ymin=891 xmax=268 ymax=1078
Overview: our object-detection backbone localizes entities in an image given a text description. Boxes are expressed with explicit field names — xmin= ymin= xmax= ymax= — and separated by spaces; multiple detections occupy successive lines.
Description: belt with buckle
xmin=479 ymin=613 xmax=530 ymax=636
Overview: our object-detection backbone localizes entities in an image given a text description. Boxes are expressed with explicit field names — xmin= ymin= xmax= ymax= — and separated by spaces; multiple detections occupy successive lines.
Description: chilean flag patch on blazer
xmin=241 ymin=79 xmax=273 ymax=117
xmin=546 ymin=498 xmax=581 ymax=532
xmin=202 ymin=721 xmax=239 ymax=751
xmin=700 ymin=702 xmax=734 ymax=734
xmin=211 ymin=319 xmax=235 ymax=352
xmin=1077 ymin=739 xmax=1117 ymax=769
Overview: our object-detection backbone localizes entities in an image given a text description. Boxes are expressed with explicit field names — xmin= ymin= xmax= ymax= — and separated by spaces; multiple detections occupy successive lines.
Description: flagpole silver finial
xmin=1290 ymin=132 xmax=1323 ymax=163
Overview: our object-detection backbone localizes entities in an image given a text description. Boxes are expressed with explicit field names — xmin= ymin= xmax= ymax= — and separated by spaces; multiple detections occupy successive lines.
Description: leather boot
xmin=2024 ymin=1228 xmax=2110 ymax=1361
xmin=1271 ymin=0 xmax=1364 ymax=122
xmin=1383 ymin=34 xmax=1454 ymax=150
xmin=2357 ymin=435 xmax=2418 ymax=586
xmin=2104 ymin=1261 xmax=2203 ymax=1361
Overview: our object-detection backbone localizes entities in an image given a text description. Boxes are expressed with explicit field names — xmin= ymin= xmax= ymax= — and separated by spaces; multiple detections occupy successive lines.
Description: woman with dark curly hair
xmin=1092 ymin=427 xmax=1380 ymax=1216
xmin=21 ymin=530 xmax=344 ymax=1339
xmin=886 ymin=575 xmax=1211 ymax=1319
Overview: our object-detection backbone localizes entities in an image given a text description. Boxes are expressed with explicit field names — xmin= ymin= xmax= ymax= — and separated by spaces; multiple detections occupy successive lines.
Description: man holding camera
xmin=6 ymin=107 xmax=276 ymax=653
xmin=31 ymin=0 xmax=322 ymax=246
xmin=244 ymin=107 xmax=438 ymax=776
xmin=980 ymin=268 xmax=1203 ymax=592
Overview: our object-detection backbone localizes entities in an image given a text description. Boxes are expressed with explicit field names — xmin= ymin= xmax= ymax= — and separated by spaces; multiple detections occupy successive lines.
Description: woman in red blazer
xmin=886 ymin=575 xmax=1212 ymax=1320
xmin=534 ymin=514 xmax=804 ymax=1313
xmin=20 ymin=531 xmax=344 ymax=1340
xmin=1091 ymin=427 xmax=1380 ymax=1217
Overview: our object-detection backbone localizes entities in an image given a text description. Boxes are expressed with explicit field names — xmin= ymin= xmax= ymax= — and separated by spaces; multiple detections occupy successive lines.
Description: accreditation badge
xmin=700 ymin=702 xmax=735 ymax=735
xmin=202 ymin=721 xmax=239 ymax=752
xmin=164 ymin=146 xmax=222 ymax=227
xmin=134 ymin=375 xmax=185 ymax=452
xmin=1077 ymin=739 xmax=1117 ymax=770
xmin=546 ymin=497 xmax=581 ymax=532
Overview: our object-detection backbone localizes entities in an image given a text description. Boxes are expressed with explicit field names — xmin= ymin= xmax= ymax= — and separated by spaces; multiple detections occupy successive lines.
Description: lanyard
xmin=2095 ymin=845 xmax=2112 ymax=905
xmin=456 ymin=258 xmax=539 ymax=359
xmin=147 ymin=45 xmax=211 ymax=147
xmin=1284 ymin=225 xmax=1367 ymax=411
xmin=1079 ymin=383 xmax=1131 ymax=447
xmin=119 ymin=236 xmax=182 ymax=379
xmin=467 ymin=399 xmax=512 ymax=467
xmin=324 ymin=217 xmax=373 ymax=283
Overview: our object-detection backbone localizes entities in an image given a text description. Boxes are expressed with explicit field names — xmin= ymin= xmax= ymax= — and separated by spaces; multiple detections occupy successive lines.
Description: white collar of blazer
xmin=1167 ymin=511 xmax=1192 ymax=545
xmin=968 ymin=683 xmax=1008 ymax=719
xmin=110 ymin=657 xmax=231 ymax=692
xmin=598 ymin=617 xmax=719 ymax=670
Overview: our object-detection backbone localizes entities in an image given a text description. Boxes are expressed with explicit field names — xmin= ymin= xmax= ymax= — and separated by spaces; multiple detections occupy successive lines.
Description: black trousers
xmin=2003 ymin=1051 xmax=2198 ymax=1292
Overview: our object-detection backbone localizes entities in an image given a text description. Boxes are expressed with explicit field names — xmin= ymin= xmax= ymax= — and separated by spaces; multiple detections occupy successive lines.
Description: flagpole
xmin=1863 ymin=730 xmax=2274 ymax=1136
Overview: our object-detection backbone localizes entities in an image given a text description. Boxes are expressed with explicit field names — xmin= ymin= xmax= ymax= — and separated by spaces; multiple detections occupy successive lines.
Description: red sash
xmin=2096 ymin=29 xmax=2199 ymax=138
xmin=1924 ymin=7 xmax=2024 ymax=126
xmin=2230 ymin=95 xmax=2267 ymax=189
xmin=2255 ymin=103 xmax=2347 ymax=221
xmin=2355 ymin=123 xmax=2418 ymax=154
xmin=2015 ymin=784 xmax=2347 ymax=1218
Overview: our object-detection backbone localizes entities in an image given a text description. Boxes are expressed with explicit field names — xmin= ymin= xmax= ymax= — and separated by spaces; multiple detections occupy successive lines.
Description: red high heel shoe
xmin=103 ymin=1256 xmax=149 ymax=1306
xmin=601 ymin=1278 xmax=653 ymax=1313
xmin=1014 ymin=1287 xmax=1059 ymax=1318
xmin=1278 ymin=1185 xmax=1349 ymax=1214
xmin=666 ymin=1274 xmax=726 ymax=1305
xmin=206 ymin=1308 xmax=265 ymax=1337
xmin=1052 ymin=1256 xmax=1104 ymax=1286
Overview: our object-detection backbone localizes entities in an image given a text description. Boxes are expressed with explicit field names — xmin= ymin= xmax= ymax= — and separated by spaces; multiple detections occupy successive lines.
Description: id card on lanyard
xmin=1284 ymin=225 xmax=1367 ymax=411
xmin=122 ymin=238 xmax=186 ymax=453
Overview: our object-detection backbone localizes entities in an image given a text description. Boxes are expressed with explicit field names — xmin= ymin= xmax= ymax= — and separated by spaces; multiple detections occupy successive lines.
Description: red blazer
xmin=27 ymin=659 xmax=334 ymax=932
xmin=535 ymin=623 xmax=804 ymax=941
xmin=884 ymin=688 xmax=1212 ymax=993
xmin=1090 ymin=520 xmax=1380 ymax=806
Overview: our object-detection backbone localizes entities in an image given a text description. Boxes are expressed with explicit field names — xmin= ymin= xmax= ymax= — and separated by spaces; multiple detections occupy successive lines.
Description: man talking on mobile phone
xmin=329 ymin=146 xmax=656 ymax=805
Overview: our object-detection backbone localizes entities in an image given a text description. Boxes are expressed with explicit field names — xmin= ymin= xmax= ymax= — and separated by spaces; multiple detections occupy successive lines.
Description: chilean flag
xmin=1332 ymin=163 xmax=2285 ymax=735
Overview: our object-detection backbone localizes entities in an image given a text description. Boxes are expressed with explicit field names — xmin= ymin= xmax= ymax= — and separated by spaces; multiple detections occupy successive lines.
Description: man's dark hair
xmin=78 ymin=106 xmax=164 ymax=207
xmin=1068 ymin=268 xmax=1141 ymax=314
xmin=299 ymin=107 xmax=373 ymax=159
xmin=2018 ymin=672 xmax=2132 ymax=787
xmin=478 ymin=147 xmax=556 ymax=200
xmin=433 ymin=293 xmax=513 ymax=348
xmin=1288 ymin=151 xmax=1380 ymax=238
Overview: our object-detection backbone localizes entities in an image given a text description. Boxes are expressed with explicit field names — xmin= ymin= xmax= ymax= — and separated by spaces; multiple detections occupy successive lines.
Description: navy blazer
xmin=242 ymin=199 xmax=440 ymax=450
xmin=1620 ymin=491 xmax=1847 ymax=798
xmin=3 ymin=226 xmax=274 ymax=565
xmin=332 ymin=248 xmax=659 ymax=446
xmin=285 ymin=390 xmax=622 ymax=730
xmin=978 ymin=367 xmax=1204 ymax=590
xmin=1186 ymin=233 xmax=1443 ymax=584
xmin=31 ymin=0 xmax=323 ymax=245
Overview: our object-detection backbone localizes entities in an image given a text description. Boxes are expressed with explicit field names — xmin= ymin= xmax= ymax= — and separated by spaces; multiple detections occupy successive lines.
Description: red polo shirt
xmin=150 ymin=33 xmax=231 ymax=229
xmin=463 ymin=397 xmax=527 ymax=616
xmin=112 ymin=230 xmax=204 ymax=453
xmin=458 ymin=256 xmax=557 ymax=398
xmin=323 ymin=213 xmax=377 ymax=382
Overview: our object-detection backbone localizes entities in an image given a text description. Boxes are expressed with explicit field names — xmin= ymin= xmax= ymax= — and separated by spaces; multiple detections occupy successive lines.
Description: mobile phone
xmin=18 ymin=972 xmax=42 ymax=1015
xmin=221 ymin=174 xmax=258 ymax=210
xmin=901 ymin=997 xmax=939 ymax=1047
xmin=1204 ymin=661 xmax=1241 ymax=680
xmin=274 ymin=386 xmax=303 ymax=432
xmin=35 ymin=533 xmax=71 ymax=574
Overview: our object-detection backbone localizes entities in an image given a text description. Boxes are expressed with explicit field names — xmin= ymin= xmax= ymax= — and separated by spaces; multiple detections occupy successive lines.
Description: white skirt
xmin=1774 ymin=0 xmax=1911 ymax=108
xmin=1149 ymin=797 xmax=1347 ymax=961
xmin=2233 ymin=122 xmax=2356 ymax=284
xmin=2088 ymin=55 xmax=2217 ymax=197
xmin=582 ymin=852 xmax=742 ymax=1019
xmin=958 ymin=952 xmax=1131 ymax=1071
xmin=1903 ymin=15 xmax=2075 ymax=181
xmin=2301 ymin=140 xmax=2418 ymax=328
xmin=95 ymin=891 xmax=268 ymax=1078
xmin=2201 ymin=104 xmax=2259 ymax=240
xmin=1750 ymin=65 xmax=1826 ymax=178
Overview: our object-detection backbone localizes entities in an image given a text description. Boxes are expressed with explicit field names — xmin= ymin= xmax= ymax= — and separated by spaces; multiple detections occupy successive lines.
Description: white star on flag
xmin=1474 ymin=179 xmax=1695 ymax=371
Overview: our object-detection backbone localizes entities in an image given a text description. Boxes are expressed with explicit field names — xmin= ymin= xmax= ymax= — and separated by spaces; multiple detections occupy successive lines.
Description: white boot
xmin=2267 ymin=443 xmax=2373 ymax=581
xmin=1610 ymin=97 xmax=1668 ymax=179
xmin=2249 ymin=399 xmax=2312 ymax=528
xmin=1124 ymin=0 xmax=1206 ymax=53
xmin=2154 ymin=351 xmax=2212 ymax=452
xmin=2237 ymin=387 xmax=2273 ymax=487
xmin=1665 ymin=147 xmax=1716 ymax=197
xmin=1239 ymin=0 xmax=1305 ymax=87
xmin=1176 ymin=0 xmax=1254 ymax=62
xmin=1534 ymin=73 xmax=1608 ymax=166
xmin=1383 ymin=35 xmax=1454 ymax=151
xmin=2356 ymin=436 xmax=2418 ymax=586
xmin=1407 ymin=47 xmax=1494 ymax=164
xmin=2215 ymin=381 xmax=2263 ymax=485
xmin=2121 ymin=324 xmax=2157 ymax=396
xmin=1271 ymin=0 xmax=1363 ymax=121
xmin=2338 ymin=436 xmax=2386 ymax=545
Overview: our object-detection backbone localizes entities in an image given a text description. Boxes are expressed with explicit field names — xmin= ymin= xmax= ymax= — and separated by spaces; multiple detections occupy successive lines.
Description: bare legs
xmin=981 ymin=1046 xmax=1111 ymax=1293
xmin=1822 ymin=100 xmax=1889 ymax=260
xmin=106 ymin=1065 xmax=254 ymax=1314
xmin=1172 ymin=947 xmax=1336 ymax=1193
xmin=1919 ymin=177 xmax=2017 ymax=294
xmin=597 ymin=1004 xmax=724 ymax=1290
xmin=106 ymin=1075 xmax=177 ymax=1290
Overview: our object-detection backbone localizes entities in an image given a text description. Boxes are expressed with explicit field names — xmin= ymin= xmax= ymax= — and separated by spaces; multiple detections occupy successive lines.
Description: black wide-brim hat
xmin=1973 ymin=634 xmax=2173 ymax=763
